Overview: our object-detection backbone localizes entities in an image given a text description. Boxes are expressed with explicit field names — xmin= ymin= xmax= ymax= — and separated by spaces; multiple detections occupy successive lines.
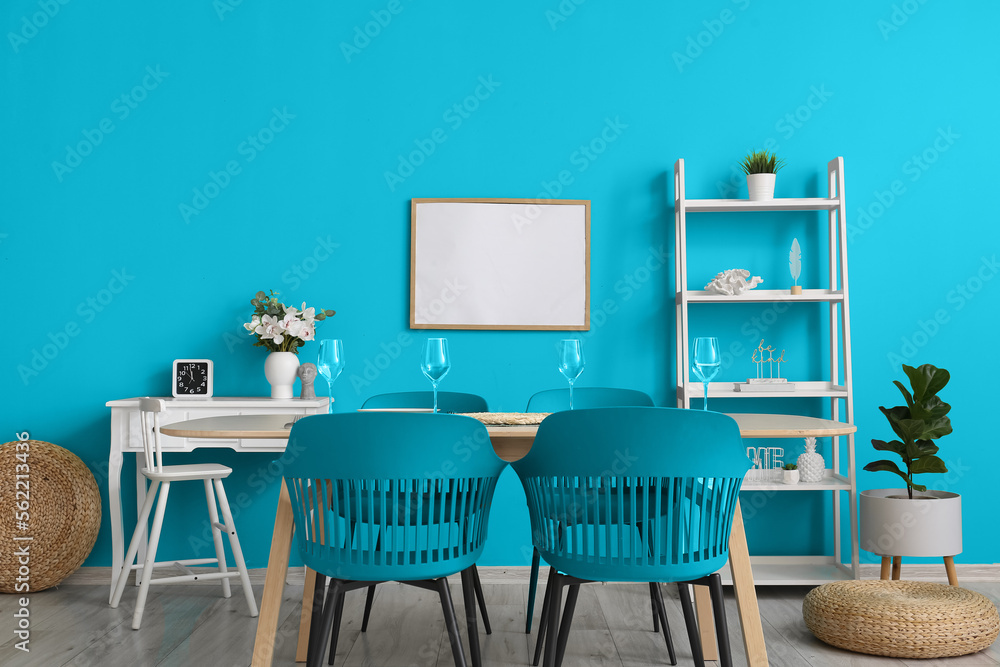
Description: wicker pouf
xmin=0 ymin=440 xmax=101 ymax=593
xmin=803 ymin=580 xmax=1000 ymax=658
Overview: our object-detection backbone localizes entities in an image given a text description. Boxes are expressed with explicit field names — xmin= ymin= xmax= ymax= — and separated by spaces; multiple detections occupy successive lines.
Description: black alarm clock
xmin=172 ymin=359 xmax=214 ymax=398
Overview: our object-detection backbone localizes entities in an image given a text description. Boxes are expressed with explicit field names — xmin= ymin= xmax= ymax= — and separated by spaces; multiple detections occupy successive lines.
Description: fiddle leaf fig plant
xmin=863 ymin=363 xmax=952 ymax=499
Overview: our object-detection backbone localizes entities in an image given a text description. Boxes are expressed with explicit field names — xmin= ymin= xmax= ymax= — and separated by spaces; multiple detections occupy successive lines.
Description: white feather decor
xmin=789 ymin=238 xmax=801 ymax=286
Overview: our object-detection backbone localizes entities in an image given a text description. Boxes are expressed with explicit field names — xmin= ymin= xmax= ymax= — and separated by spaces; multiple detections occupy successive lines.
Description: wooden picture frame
xmin=410 ymin=198 xmax=590 ymax=330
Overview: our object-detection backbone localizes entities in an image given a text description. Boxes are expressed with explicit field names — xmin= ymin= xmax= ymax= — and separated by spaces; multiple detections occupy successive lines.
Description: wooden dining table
xmin=160 ymin=411 xmax=856 ymax=667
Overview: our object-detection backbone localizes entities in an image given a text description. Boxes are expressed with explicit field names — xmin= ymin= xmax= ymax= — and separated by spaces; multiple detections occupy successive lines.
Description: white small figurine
xmin=704 ymin=268 xmax=763 ymax=295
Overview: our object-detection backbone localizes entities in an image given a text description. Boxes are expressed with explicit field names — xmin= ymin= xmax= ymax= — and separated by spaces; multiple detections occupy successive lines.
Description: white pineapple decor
xmin=797 ymin=437 xmax=825 ymax=483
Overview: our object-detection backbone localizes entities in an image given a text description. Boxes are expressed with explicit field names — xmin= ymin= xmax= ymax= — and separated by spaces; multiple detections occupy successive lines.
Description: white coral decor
xmin=704 ymin=269 xmax=763 ymax=295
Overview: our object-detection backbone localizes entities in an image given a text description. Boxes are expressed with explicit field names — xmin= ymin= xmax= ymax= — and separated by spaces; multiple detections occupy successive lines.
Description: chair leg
xmin=707 ymin=574 xmax=733 ymax=667
xmin=676 ymin=582 xmax=705 ymax=667
xmin=526 ymin=547 xmax=541 ymax=633
xmin=307 ymin=573 xmax=328 ymax=661
xmin=649 ymin=581 xmax=660 ymax=632
xmin=327 ymin=586 xmax=346 ymax=666
xmin=461 ymin=567 xmax=483 ymax=667
xmin=360 ymin=585 xmax=376 ymax=631
xmin=308 ymin=580 xmax=340 ymax=667
xmin=650 ymin=583 xmax=677 ymax=665
xmin=553 ymin=582 xmax=580 ymax=667
xmin=214 ymin=478 xmax=258 ymax=617
xmin=471 ymin=565 xmax=491 ymax=635
xmin=533 ymin=568 xmax=556 ymax=666
xmin=203 ymin=479 xmax=231 ymax=599
xmin=436 ymin=577 xmax=468 ymax=667
xmin=110 ymin=480 xmax=160 ymax=608
xmin=542 ymin=572 xmax=564 ymax=667
xmin=133 ymin=480 xmax=172 ymax=630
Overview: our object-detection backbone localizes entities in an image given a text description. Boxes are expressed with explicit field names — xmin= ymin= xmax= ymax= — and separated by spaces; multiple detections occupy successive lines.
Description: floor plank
xmin=2 ymin=581 xmax=999 ymax=666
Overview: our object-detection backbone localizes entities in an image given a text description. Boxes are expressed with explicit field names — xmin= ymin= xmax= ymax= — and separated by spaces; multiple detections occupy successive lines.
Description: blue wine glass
xmin=556 ymin=339 xmax=585 ymax=409
xmin=692 ymin=337 xmax=721 ymax=411
xmin=316 ymin=339 xmax=344 ymax=414
xmin=421 ymin=338 xmax=451 ymax=413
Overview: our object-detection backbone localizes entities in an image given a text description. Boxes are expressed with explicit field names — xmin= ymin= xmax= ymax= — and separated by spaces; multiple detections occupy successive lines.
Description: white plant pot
xmin=264 ymin=351 xmax=300 ymax=398
xmin=860 ymin=489 xmax=962 ymax=557
xmin=782 ymin=469 xmax=799 ymax=485
xmin=746 ymin=173 xmax=776 ymax=201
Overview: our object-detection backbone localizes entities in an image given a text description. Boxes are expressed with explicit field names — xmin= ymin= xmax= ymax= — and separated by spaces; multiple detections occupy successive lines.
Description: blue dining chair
xmin=284 ymin=412 xmax=506 ymax=667
xmin=525 ymin=387 xmax=655 ymax=413
xmin=512 ymin=407 xmax=750 ymax=667
xmin=358 ymin=391 xmax=491 ymax=638
xmin=523 ymin=387 xmax=656 ymax=636
xmin=362 ymin=391 xmax=488 ymax=413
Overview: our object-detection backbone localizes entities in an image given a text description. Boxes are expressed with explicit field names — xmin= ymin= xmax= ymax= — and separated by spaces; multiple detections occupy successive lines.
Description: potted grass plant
xmin=860 ymin=363 xmax=961 ymax=562
xmin=739 ymin=149 xmax=785 ymax=201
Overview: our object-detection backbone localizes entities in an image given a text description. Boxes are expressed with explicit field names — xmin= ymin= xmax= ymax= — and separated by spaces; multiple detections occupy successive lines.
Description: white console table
xmin=105 ymin=396 xmax=329 ymax=596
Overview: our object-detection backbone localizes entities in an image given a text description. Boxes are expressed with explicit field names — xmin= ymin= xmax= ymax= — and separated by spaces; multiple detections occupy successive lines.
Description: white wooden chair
xmin=110 ymin=398 xmax=258 ymax=629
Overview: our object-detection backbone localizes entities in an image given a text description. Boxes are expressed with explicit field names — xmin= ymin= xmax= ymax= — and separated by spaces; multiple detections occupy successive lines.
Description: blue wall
xmin=3 ymin=1 xmax=997 ymax=569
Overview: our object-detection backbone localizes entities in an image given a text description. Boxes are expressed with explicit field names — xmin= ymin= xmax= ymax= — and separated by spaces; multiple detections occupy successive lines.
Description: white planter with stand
xmin=860 ymin=488 xmax=962 ymax=559
xmin=746 ymin=173 xmax=776 ymax=200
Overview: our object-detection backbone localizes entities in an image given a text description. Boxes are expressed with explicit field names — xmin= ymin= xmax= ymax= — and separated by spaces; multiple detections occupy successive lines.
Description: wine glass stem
xmin=432 ymin=382 xmax=439 ymax=413
xmin=326 ymin=379 xmax=333 ymax=414
xmin=703 ymin=381 xmax=709 ymax=411
xmin=568 ymin=380 xmax=575 ymax=410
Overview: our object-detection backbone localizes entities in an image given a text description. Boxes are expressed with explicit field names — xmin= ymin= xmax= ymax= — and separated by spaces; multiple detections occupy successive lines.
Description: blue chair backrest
xmin=284 ymin=412 xmax=506 ymax=581
xmin=362 ymin=391 xmax=488 ymax=413
xmin=512 ymin=407 xmax=750 ymax=583
xmin=525 ymin=387 xmax=654 ymax=412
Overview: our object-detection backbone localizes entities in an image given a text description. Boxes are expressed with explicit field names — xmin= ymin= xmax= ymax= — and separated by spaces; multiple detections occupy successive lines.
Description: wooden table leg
xmin=693 ymin=584 xmax=718 ymax=661
xmin=880 ymin=557 xmax=891 ymax=580
xmin=944 ymin=556 xmax=958 ymax=586
xmin=296 ymin=568 xmax=317 ymax=662
xmin=252 ymin=479 xmax=296 ymax=667
xmin=727 ymin=499 xmax=768 ymax=667
xmin=891 ymin=556 xmax=902 ymax=580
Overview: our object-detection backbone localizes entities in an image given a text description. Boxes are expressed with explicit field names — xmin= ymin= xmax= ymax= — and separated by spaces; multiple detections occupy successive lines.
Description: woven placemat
xmin=463 ymin=412 xmax=550 ymax=425
xmin=0 ymin=440 xmax=101 ymax=592
xmin=803 ymin=580 xmax=1000 ymax=658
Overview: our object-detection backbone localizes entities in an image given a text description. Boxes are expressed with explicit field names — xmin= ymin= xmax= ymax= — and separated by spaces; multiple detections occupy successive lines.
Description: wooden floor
xmin=2 ymin=580 xmax=999 ymax=666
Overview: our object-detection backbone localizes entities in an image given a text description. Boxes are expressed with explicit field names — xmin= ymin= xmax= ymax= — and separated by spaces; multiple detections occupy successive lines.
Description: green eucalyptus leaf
xmin=910 ymin=455 xmax=948 ymax=475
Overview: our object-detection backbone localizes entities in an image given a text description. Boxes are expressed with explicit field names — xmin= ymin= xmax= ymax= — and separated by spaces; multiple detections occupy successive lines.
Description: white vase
xmin=782 ymin=469 xmax=799 ymax=485
xmin=746 ymin=173 xmax=776 ymax=201
xmin=264 ymin=351 xmax=300 ymax=398
xmin=860 ymin=489 xmax=962 ymax=557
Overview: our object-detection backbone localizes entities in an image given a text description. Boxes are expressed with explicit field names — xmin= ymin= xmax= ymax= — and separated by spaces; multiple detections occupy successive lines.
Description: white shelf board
xmin=680 ymin=289 xmax=844 ymax=303
xmin=680 ymin=380 xmax=848 ymax=399
xmin=717 ymin=557 xmax=854 ymax=586
xmin=741 ymin=470 xmax=850 ymax=491
xmin=682 ymin=197 xmax=841 ymax=212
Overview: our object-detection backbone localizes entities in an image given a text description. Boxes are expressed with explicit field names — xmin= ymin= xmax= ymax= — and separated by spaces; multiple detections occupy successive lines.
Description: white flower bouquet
xmin=244 ymin=290 xmax=335 ymax=354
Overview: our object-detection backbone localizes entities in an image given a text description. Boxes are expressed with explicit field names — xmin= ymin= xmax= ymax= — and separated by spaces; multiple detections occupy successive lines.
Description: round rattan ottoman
xmin=803 ymin=580 xmax=999 ymax=658
xmin=0 ymin=439 xmax=101 ymax=593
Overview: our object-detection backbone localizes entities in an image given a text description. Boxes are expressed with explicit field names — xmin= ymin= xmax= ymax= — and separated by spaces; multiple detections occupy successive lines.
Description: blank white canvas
xmin=412 ymin=201 xmax=588 ymax=328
